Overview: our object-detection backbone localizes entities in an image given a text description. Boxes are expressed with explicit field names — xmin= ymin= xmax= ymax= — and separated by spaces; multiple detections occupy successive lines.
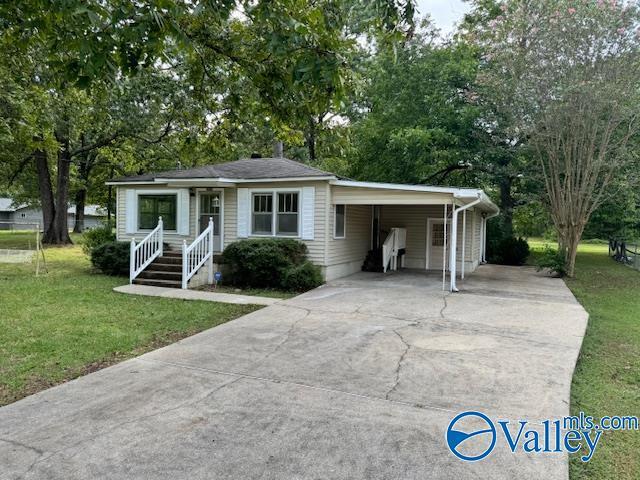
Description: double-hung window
xmin=252 ymin=193 xmax=273 ymax=235
xmin=138 ymin=194 xmax=177 ymax=230
xmin=251 ymin=191 xmax=299 ymax=236
xmin=277 ymin=192 xmax=298 ymax=235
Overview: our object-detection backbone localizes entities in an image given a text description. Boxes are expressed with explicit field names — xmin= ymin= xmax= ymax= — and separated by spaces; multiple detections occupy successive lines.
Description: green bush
xmin=536 ymin=246 xmax=567 ymax=277
xmin=489 ymin=236 xmax=530 ymax=266
xmin=222 ymin=238 xmax=321 ymax=291
xmin=90 ymin=241 xmax=130 ymax=276
xmin=281 ymin=261 xmax=323 ymax=292
xmin=81 ymin=223 xmax=116 ymax=255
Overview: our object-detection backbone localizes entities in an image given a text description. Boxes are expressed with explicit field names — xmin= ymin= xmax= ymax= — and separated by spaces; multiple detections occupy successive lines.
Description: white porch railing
xmin=181 ymin=217 xmax=214 ymax=289
xmin=130 ymin=217 xmax=163 ymax=283
xmin=382 ymin=227 xmax=406 ymax=273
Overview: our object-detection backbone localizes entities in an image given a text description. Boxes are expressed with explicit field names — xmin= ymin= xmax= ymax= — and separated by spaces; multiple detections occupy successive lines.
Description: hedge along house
xmin=107 ymin=157 xmax=499 ymax=291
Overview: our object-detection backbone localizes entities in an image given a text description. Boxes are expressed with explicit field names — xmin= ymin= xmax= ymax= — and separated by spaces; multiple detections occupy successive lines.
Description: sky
xmin=415 ymin=0 xmax=472 ymax=36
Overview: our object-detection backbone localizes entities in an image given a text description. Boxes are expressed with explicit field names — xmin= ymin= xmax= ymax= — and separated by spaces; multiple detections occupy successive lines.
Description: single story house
xmin=0 ymin=198 xmax=107 ymax=231
xmin=108 ymin=157 xmax=499 ymax=291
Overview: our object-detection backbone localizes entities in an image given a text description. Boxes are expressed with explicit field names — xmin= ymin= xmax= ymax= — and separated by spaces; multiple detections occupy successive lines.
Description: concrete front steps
xmin=133 ymin=251 xmax=183 ymax=288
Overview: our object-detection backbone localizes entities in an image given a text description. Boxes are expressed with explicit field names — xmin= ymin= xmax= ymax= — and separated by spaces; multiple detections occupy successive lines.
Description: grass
xmin=197 ymin=284 xmax=297 ymax=299
xmin=0 ymin=232 xmax=261 ymax=406
xmin=529 ymin=239 xmax=640 ymax=479
xmin=0 ymin=230 xmax=82 ymax=249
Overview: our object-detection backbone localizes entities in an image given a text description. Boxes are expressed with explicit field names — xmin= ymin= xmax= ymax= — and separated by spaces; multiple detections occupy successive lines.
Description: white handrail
xmin=130 ymin=217 xmax=163 ymax=283
xmin=382 ymin=229 xmax=394 ymax=273
xmin=182 ymin=217 xmax=214 ymax=289
xmin=382 ymin=227 xmax=407 ymax=273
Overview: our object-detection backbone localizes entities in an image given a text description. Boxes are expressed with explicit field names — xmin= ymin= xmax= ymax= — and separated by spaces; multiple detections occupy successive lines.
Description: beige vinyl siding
xmin=380 ymin=205 xmax=445 ymax=269
xmin=459 ymin=208 xmax=476 ymax=263
xmin=223 ymin=181 xmax=328 ymax=267
xmin=472 ymin=210 xmax=482 ymax=262
xmin=222 ymin=187 xmax=237 ymax=250
xmin=327 ymin=204 xmax=371 ymax=266
xmin=379 ymin=205 xmax=479 ymax=271
xmin=332 ymin=186 xmax=452 ymax=205
xmin=116 ymin=186 xmax=196 ymax=247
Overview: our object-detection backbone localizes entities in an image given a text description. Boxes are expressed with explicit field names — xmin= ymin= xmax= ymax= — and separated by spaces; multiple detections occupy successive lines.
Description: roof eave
xmin=106 ymin=175 xmax=335 ymax=186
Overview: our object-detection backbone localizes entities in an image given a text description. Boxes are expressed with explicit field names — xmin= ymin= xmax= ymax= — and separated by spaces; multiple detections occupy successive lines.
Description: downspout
xmin=481 ymin=211 xmax=500 ymax=263
xmin=449 ymin=194 xmax=482 ymax=292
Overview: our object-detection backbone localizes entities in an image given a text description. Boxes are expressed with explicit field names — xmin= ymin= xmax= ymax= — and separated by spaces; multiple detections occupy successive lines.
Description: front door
xmin=199 ymin=192 xmax=222 ymax=252
xmin=428 ymin=219 xmax=450 ymax=270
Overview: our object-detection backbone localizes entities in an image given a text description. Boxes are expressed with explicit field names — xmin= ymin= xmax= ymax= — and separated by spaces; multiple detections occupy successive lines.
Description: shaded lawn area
xmin=0 ymin=230 xmax=82 ymax=249
xmin=197 ymin=284 xmax=297 ymax=299
xmin=530 ymin=240 xmax=640 ymax=479
xmin=0 ymin=238 xmax=261 ymax=407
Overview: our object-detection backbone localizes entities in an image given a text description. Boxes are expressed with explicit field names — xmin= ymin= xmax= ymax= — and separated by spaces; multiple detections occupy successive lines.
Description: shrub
xmin=489 ymin=236 xmax=530 ymax=266
xmin=536 ymin=246 xmax=567 ymax=277
xmin=81 ymin=223 xmax=116 ymax=255
xmin=90 ymin=241 xmax=130 ymax=276
xmin=281 ymin=261 xmax=323 ymax=292
xmin=221 ymin=238 xmax=321 ymax=291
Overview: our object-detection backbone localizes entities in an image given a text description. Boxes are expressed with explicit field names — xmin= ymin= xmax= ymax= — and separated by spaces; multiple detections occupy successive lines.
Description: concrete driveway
xmin=0 ymin=265 xmax=588 ymax=479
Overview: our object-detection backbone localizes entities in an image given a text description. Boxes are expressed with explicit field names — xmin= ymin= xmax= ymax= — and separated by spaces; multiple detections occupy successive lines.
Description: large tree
xmin=1 ymin=0 xmax=415 ymax=244
xmin=478 ymin=0 xmax=640 ymax=276
xmin=348 ymin=21 xmax=483 ymax=185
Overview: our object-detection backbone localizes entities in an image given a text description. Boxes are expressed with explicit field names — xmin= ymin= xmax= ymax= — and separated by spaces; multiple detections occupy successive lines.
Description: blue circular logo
xmin=446 ymin=411 xmax=496 ymax=461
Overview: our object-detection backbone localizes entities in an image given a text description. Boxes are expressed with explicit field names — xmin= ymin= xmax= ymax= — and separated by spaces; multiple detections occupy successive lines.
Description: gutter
xmin=449 ymin=194 xmax=482 ymax=292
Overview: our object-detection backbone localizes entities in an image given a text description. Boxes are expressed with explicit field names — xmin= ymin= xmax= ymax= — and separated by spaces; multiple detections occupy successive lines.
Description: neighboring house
xmin=0 ymin=198 xmax=107 ymax=231
xmin=110 ymin=157 xmax=499 ymax=291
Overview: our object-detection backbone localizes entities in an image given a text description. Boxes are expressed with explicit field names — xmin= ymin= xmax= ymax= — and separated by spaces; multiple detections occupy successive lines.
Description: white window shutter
xmin=237 ymin=188 xmax=249 ymax=238
xmin=125 ymin=189 xmax=137 ymax=233
xmin=301 ymin=186 xmax=315 ymax=240
xmin=177 ymin=189 xmax=190 ymax=235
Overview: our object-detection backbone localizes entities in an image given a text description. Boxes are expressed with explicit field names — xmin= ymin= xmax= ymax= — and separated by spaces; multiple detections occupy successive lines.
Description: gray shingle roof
xmin=0 ymin=198 xmax=26 ymax=211
xmin=111 ymin=158 xmax=336 ymax=183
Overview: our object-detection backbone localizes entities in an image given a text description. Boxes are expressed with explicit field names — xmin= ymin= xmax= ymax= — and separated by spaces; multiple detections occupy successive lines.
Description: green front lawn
xmin=530 ymin=240 xmax=640 ymax=479
xmin=0 ymin=234 xmax=260 ymax=406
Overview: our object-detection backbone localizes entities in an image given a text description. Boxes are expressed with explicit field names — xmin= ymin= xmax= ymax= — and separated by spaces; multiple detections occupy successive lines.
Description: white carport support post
xmin=480 ymin=216 xmax=484 ymax=263
xmin=449 ymin=195 xmax=481 ymax=292
xmin=442 ymin=204 xmax=448 ymax=291
xmin=461 ymin=209 xmax=467 ymax=279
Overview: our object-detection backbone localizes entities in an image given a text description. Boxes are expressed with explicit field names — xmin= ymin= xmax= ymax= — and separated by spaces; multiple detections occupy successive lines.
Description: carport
xmin=329 ymin=180 xmax=500 ymax=291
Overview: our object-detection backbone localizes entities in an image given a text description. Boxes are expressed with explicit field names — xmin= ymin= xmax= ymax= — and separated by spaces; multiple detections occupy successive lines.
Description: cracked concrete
xmin=0 ymin=265 xmax=588 ymax=480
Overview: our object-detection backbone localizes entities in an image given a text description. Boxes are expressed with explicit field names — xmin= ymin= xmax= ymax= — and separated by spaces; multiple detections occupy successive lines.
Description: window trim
xmin=135 ymin=189 xmax=181 ymax=233
xmin=249 ymin=188 xmax=302 ymax=238
xmin=333 ymin=204 xmax=346 ymax=239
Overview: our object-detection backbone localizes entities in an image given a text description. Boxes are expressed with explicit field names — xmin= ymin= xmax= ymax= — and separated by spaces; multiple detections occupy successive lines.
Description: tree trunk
xmin=34 ymin=149 xmax=55 ymax=235
xmin=564 ymin=224 xmax=585 ymax=277
xmin=40 ymin=129 xmax=73 ymax=245
xmin=73 ymin=148 xmax=92 ymax=233
xmin=306 ymin=117 xmax=317 ymax=162
xmin=51 ymin=138 xmax=72 ymax=244
xmin=73 ymin=189 xmax=86 ymax=233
